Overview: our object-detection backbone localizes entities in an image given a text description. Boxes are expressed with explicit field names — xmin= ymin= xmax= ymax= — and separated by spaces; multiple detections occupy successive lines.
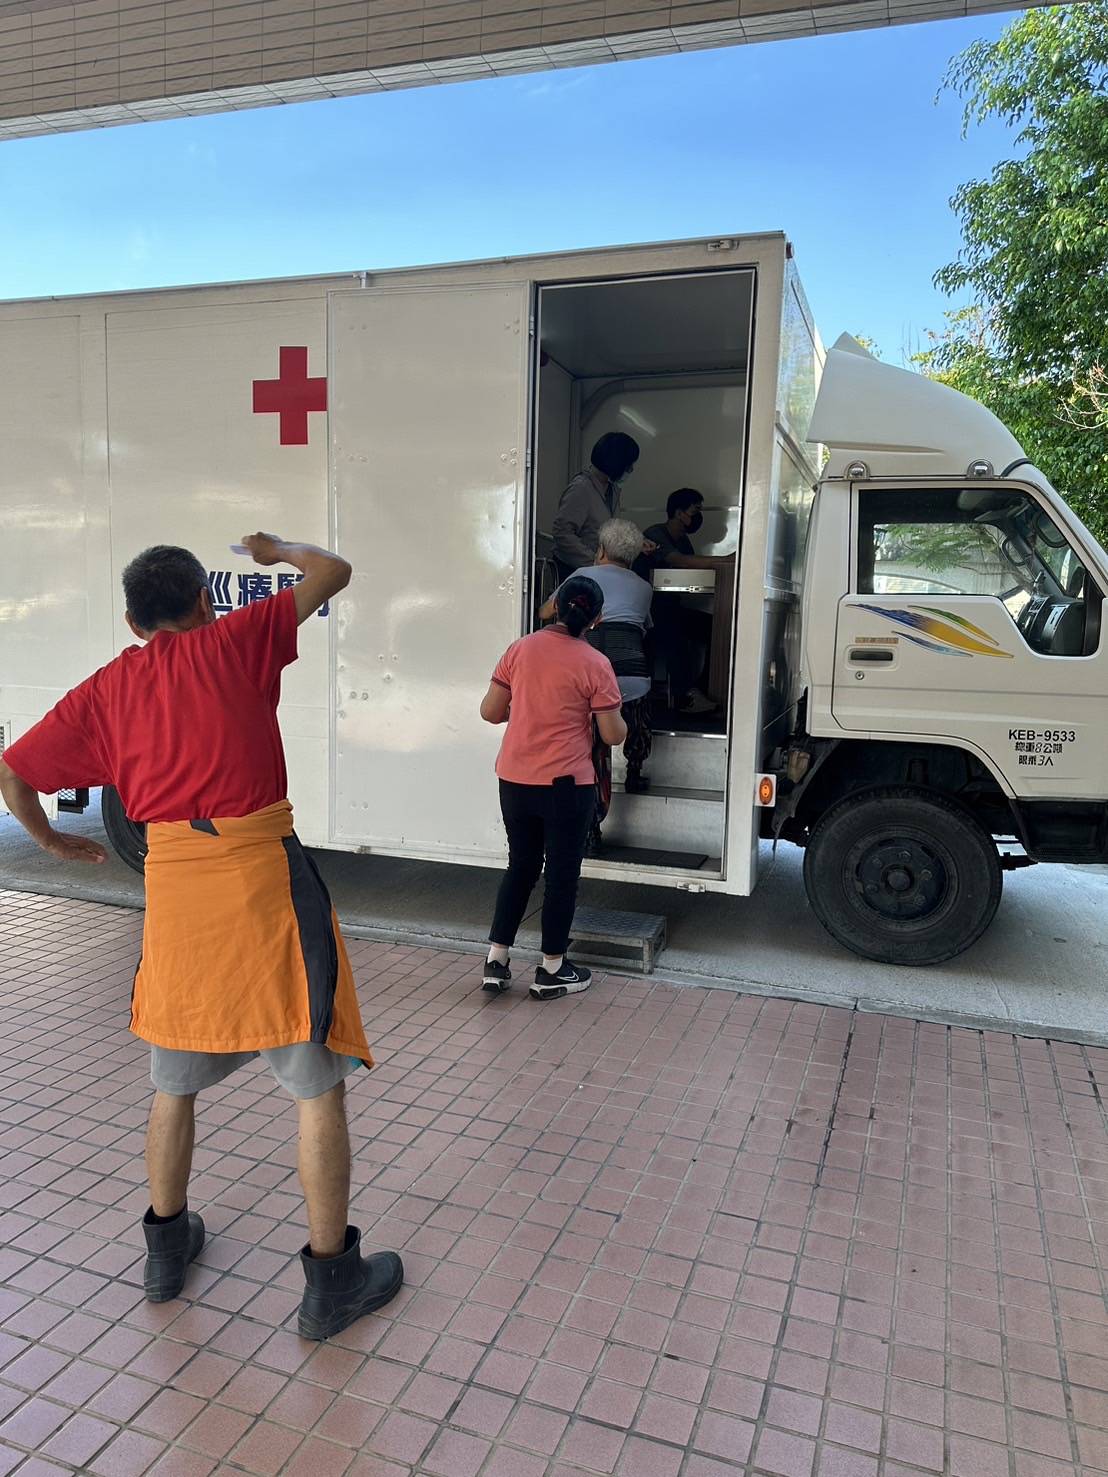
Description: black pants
xmin=490 ymin=779 xmax=596 ymax=956
xmin=654 ymin=599 xmax=713 ymax=703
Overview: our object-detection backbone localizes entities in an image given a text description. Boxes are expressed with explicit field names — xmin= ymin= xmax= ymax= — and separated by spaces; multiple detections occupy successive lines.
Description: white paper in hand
xmin=229 ymin=544 xmax=251 ymax=556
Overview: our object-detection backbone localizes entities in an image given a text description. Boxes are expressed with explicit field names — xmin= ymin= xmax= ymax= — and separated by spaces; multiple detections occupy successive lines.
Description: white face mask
xmin=612 ymin=466 xmax=635 ymax=490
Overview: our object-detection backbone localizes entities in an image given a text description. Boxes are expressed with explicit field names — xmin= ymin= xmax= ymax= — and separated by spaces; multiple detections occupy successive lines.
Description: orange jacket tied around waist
xmin=131 ymin=799 xmax=372 ymax=1063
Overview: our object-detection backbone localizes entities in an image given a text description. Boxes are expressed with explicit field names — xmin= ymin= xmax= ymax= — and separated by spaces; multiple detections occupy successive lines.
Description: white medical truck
xmin=1 ymin=231 xmax=1105 ymax=965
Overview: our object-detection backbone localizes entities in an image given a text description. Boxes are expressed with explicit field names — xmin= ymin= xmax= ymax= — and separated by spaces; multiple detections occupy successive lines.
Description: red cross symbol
xmin=252 ymin=346 xmax=327 ymax=446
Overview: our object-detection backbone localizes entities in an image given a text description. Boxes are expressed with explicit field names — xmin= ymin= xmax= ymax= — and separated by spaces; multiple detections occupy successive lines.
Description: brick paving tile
xmin=226 ymin=1416 xmax=302 ymax=1476
xmin=1 ymin=891 xmax=1107 ymax=1476
xmin=39 ymin=1409 xmax=118 ymax=1467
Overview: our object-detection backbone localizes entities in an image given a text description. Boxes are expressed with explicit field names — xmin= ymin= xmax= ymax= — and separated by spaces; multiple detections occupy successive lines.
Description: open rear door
xmin=329 ymin=283 xmax=530 ymax=859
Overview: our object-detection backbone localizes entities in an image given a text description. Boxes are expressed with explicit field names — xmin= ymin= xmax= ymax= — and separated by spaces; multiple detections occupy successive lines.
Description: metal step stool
xmin=520 ymin=906 xmax=667 ymax=975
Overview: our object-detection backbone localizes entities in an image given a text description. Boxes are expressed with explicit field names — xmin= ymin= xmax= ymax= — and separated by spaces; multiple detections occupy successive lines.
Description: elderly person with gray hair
xmin=540 ymin=518 xmax=654 ymax=851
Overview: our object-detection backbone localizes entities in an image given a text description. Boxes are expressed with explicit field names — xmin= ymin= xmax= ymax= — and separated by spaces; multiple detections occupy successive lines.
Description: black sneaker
xmin=482 ymin=958 xmax=512 ymax=993
xmin=531 ymin=959 xmax=593 ymax=1000
xmin=677 ymin=690 xmax=718 ymax=715
xmin=624 ymin=770 xmax=651 ymax=794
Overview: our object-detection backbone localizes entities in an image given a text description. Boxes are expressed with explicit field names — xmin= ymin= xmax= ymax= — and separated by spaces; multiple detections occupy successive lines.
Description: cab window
xmin=856 ymin=487 xmax=1101 ymax=657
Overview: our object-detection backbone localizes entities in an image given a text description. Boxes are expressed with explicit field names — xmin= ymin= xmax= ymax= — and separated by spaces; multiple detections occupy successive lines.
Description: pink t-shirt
xmin=491 ymin=628 xmax=622 ymax=786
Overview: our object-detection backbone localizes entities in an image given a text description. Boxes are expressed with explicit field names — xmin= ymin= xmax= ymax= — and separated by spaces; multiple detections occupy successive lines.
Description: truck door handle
xmin=848 ymin=646 xmax=894 ymax=663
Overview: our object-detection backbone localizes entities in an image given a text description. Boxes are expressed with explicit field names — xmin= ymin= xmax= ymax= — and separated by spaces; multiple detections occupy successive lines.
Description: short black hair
xmin=123 ymin=546 xmax=209 ymax=632
xmin=666 ymin=487 xmax=704 ymax=519
xmin=590 ymin=432 xmax=640 ymax=482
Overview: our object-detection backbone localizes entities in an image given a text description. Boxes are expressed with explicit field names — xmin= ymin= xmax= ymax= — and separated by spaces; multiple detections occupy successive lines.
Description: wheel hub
xmin=853 ymin=838 xmax=947 ymax=921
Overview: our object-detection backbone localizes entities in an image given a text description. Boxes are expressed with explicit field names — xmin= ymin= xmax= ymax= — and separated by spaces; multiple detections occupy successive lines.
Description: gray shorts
xmin=150 ymin=1043 xmax=361 ymax=1100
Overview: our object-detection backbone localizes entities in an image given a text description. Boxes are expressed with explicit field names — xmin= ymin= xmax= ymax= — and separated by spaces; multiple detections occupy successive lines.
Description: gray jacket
xmin=552 ymin=468 xmax=619 ymax=571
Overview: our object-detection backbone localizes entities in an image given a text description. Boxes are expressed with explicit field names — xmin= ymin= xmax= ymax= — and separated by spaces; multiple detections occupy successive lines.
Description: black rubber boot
xmin=298 ymin=1226 xmax=404 ymax=1341
xmin=142 ymin=1206 xmax=205 ymax=1302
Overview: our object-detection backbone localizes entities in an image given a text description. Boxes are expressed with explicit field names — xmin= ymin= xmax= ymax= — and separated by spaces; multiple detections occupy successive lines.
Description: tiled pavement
xmin=0 ymin=890 xmax=1106 ymax=1477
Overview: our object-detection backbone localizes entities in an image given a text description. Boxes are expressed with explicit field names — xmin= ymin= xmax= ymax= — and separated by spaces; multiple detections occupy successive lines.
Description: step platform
xmin=520 ymin=906 xmax=667 ymax=976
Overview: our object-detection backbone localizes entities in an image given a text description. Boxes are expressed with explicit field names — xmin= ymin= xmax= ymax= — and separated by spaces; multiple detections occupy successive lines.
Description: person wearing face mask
xmin=637 ymin=488 xmax=730 ymax=574
xmin=552 ymin=432 xmax=641 ymax=582
xmin=636 ymin=489 xmax=732 ymax=715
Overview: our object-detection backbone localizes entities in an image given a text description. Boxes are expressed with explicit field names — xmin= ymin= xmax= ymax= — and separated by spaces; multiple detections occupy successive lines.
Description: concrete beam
xmin=0 ymin=0 xmax=1052 ymax=140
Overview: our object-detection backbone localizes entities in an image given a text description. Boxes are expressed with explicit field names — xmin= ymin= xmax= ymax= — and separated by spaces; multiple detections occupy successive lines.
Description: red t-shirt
xmin=4 ymin=589 xmax=299 ymax=823
xmin=492 ymin=627 xmax=622 ymax=786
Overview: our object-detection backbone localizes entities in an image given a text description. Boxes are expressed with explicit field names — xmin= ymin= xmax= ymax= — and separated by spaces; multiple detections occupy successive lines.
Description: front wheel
xmin=101 ymin=786 xmax=147 ymax=875
xmin=803 ymin=786 xmax=1002 ymax=965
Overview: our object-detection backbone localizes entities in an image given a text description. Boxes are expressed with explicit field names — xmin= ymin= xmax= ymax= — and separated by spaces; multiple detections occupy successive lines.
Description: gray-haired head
xmin=598 ymin=518 xmax=643 ymax=568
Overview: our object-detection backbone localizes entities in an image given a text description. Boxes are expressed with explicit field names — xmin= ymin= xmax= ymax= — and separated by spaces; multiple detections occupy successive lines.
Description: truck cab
xmin=774 ymin=336 xmax=1108 ymax=964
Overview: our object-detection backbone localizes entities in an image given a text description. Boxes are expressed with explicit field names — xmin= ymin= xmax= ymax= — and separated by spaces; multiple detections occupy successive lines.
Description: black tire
xmin=101 ymin=786 xmax=147 ymax=875
xmin=803 ymin=785 xmax=1002 ymax=965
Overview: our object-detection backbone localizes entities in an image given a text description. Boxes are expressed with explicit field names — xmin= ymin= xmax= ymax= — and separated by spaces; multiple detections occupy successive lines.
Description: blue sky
xmin=0 ymin=13 xmax=1017 ymax=359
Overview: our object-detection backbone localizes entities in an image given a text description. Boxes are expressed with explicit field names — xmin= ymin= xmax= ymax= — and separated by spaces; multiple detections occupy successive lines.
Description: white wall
xmin=0 ymin=315 xmax=99 ymax=699
xmin=580 ymin=382 xmax=745 ymax=552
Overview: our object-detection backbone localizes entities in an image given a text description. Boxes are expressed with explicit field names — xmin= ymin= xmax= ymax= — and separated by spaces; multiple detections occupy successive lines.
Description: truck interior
xmin=528 ymin=268 xmax=755 ymax=876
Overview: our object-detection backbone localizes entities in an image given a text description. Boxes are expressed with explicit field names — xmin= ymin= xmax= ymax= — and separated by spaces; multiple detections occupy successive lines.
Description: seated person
xmin=540 ymin=519 xmax=654 ymax=851
xmin=635 ymin=488 xmax=732 ymax=715
xmin=636 ymin=486 xmax=731 ymax=575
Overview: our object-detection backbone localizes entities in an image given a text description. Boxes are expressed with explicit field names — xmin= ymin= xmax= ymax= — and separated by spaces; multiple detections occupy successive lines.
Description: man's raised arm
xmin=239 ymin=533 xmax=352 ymax=624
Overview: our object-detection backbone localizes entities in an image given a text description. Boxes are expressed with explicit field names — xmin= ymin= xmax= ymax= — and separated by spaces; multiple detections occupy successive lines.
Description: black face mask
xmin=687 ymin=510 xmax=704 ymax=534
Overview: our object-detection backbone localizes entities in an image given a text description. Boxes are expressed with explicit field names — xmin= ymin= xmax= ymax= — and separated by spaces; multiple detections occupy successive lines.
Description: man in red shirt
xmin=0 ymin=535 xmax=402 ymax=1341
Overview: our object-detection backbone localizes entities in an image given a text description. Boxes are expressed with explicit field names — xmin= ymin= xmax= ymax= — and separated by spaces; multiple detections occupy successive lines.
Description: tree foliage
xmin=916 ymin=4 xmax=1108 ymax=546
xmin=937 ymin=3 xmax=1108 ymax=382
xmin=877 ymin=519 xmax=1002 ymax=581
xmin=918 ymin=307 xmax=1108 ymax=545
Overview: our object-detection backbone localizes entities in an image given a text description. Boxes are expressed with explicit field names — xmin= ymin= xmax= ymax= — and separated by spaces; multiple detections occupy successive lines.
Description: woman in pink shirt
xmin=479 ymin=577 xmax=627 ymax=1000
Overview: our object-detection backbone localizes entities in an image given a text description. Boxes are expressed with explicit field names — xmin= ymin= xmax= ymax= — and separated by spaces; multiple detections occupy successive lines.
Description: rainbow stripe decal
xmin=859 ymin=604 xmax=1014 ymax=659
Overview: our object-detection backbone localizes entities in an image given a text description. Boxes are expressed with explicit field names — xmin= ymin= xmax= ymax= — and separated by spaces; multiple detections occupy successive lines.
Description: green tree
xmin=918 ymin=307 xmax=1108 ymax=545
xmin=877 ymin=517 xmax=1004 ymax=583
xmin=917 ymin=4 xmax=1108 ymax=544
